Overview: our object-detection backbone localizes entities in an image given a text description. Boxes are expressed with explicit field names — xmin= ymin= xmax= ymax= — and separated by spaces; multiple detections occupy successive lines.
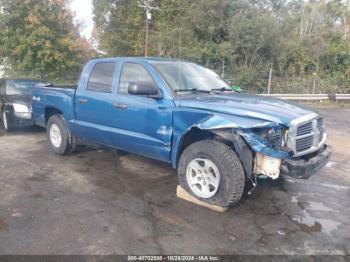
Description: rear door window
xmin=87 ymin=62 xmax=116 ymax=93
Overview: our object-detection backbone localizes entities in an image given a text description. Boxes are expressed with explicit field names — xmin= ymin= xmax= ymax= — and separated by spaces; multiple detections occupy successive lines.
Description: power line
xmin=105 ymin=27 xmax=184 ymax=33
xmin=105 ymin=28 xmax=157 ymax=32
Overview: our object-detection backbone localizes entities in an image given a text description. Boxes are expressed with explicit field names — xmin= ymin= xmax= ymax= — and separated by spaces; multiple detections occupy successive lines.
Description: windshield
xmin=152 ymin=62 xmax=230 ymax=93
xmin=6 ymin=80 xmax=45 ymax=95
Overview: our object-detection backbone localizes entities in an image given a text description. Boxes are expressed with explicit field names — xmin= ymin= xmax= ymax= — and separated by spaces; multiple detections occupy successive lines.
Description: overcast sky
xmin=69 ymin=0 xmax=94 ymax=39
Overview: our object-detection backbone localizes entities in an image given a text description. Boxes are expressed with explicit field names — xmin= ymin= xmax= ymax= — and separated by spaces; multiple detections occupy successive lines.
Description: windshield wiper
xmin=210 ymin=87 xmax=232 ymax=92
xmin=174 ymin=88 xmax=210 ymax=93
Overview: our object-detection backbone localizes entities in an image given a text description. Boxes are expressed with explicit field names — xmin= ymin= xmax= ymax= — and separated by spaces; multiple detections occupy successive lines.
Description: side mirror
xmin=128 ymin=82 xmax=162 ymax=98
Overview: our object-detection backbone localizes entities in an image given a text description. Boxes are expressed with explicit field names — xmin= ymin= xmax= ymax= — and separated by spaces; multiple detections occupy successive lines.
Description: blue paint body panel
xmin=31 ymin=57 xmax=320 ymax=170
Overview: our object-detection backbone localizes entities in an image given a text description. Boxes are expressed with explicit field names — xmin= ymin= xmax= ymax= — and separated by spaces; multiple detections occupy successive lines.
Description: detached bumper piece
xmin=281 ymin=145 xmax=331 ymax=179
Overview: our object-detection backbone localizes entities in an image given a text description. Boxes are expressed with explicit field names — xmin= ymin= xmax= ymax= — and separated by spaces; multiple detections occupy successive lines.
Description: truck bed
xmin=31 ymin=86 xmax=77 ymax=128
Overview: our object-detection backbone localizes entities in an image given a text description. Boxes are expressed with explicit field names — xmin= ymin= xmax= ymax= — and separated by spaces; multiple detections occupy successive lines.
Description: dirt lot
xmin=0 ymin=105 xmax=349 ymax=255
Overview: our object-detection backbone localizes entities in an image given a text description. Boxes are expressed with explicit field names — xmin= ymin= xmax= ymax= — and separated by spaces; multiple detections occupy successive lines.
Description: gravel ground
xmin=0 ymin=105 xmax=349 ymax=255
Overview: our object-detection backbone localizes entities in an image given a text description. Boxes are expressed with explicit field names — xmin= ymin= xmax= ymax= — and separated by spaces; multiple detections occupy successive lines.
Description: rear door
xmin=74 ymin=62 xmax=116 ymax=145
xmin=109 ymin=62 xmax=174 ymax=162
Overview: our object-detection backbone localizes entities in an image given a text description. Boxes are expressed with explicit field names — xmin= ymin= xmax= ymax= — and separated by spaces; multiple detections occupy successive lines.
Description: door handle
xmin=113 ymin=103 xmax=128 ymax=110
xmin=79 ymin=98 xmax=88 ymax=104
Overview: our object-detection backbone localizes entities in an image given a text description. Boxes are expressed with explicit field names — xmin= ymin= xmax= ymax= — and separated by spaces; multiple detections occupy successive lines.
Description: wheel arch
xmin=174 ymin=127 xmax=254 ymax=179
xmin=45 ymin=107 xmax=63 ymax=124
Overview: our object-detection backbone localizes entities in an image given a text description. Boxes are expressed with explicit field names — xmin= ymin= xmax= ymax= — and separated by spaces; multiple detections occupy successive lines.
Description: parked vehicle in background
xmin=31 ymin=58 xmax=331 ymax=207
xmin=0 ymin=78 xmax=51 ymax=132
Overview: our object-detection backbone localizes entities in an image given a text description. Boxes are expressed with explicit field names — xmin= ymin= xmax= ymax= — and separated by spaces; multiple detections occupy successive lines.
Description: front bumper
xmin=280 ymin=145 xmax=331 ymax=179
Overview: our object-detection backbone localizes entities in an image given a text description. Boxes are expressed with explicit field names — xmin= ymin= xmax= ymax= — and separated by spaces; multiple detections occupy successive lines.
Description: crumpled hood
xmin=178 ymin=93 xmax=315 ymax=126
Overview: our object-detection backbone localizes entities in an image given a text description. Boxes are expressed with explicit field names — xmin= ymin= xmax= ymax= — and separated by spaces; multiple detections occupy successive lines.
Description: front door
xmin=109 ymin=62 xmax=174 ymax=162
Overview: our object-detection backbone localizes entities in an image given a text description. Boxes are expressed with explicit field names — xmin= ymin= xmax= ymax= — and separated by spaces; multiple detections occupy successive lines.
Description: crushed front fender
xmin=171 ymin=110 xmax=289 ymax=168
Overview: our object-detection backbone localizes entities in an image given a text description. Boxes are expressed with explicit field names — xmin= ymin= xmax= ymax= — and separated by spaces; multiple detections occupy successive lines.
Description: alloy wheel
xmin=186 ymin=158 xmax=221 ymax=199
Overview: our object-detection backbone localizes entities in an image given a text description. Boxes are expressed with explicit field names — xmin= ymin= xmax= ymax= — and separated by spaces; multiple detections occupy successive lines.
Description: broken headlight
xmin=254 ymin=126 xmax=287 ymax=150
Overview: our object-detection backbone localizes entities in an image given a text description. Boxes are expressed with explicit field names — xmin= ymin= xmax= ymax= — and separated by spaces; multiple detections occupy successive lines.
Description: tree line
xmin=0 ymin=0 xmax=94 ymax=82
xmin=94 ymin=0 xmax=350 ymax=93
xmin=0 ymin=0 xmax=349 ymax=93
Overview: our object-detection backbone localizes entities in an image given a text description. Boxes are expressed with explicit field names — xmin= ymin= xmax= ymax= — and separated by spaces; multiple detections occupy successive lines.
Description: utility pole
xmin=138 ymin=0 xmax=160 ymax=57
xmin=342 ymin=0 xmax=349 ymax=40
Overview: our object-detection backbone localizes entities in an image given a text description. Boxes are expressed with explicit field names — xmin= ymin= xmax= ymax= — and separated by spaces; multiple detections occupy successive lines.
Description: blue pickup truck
xmin=32 ymin=57 xmax=331 ymax=207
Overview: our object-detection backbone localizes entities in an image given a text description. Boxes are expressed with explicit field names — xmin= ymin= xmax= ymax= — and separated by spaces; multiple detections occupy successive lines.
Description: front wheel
xmin=178 ymin=140 xmax=246 ymax=207
xmin=47 ymin=115 xmax=75 ymax=155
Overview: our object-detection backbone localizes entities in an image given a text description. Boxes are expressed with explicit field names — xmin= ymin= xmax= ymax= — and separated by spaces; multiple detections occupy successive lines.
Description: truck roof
xmin=90 ymin=57 xmax=190 ymax=64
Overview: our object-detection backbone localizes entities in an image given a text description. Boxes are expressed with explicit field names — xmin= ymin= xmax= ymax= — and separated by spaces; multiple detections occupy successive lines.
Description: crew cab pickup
xmin=32 ymin=57 xmax=331 ymax=207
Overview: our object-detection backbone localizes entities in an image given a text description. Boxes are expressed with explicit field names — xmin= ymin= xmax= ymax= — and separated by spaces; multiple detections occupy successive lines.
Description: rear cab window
xmin=87 ymin=62 xmax=116 ymax=93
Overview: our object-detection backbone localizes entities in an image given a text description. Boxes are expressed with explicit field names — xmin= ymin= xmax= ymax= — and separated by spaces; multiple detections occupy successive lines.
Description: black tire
xmin=47 ymin=115 xmax=75 ymax=155
xmin=178 ymin=140 xmax=246 ymax=207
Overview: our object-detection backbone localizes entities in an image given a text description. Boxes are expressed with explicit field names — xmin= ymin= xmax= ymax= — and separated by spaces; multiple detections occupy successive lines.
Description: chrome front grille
xmin=296 ymin=135 xmax=313 ymax=152
xmin=297 ymin=122 xmax=313 ymax=136
xmin=287 ymin=113 xmax=326 ymax=157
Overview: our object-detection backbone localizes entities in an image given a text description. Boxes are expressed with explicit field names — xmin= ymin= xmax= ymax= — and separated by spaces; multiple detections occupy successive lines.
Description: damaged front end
xmin=179 ymin=112 xmax=331 ymax=181
xmin=191 ymin=114 xmax=288 ymax=180
xmin=238 ymin=113 xmax=331 ymax=180
xmin=237 ymin=123 xmax=289 ymax=180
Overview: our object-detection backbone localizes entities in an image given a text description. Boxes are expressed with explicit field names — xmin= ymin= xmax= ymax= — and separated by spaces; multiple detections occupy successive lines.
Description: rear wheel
xmin=47 ymin=115 xmax=75 ymax=155
xmin=178 ymin=140 xmax=246 ymax=207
